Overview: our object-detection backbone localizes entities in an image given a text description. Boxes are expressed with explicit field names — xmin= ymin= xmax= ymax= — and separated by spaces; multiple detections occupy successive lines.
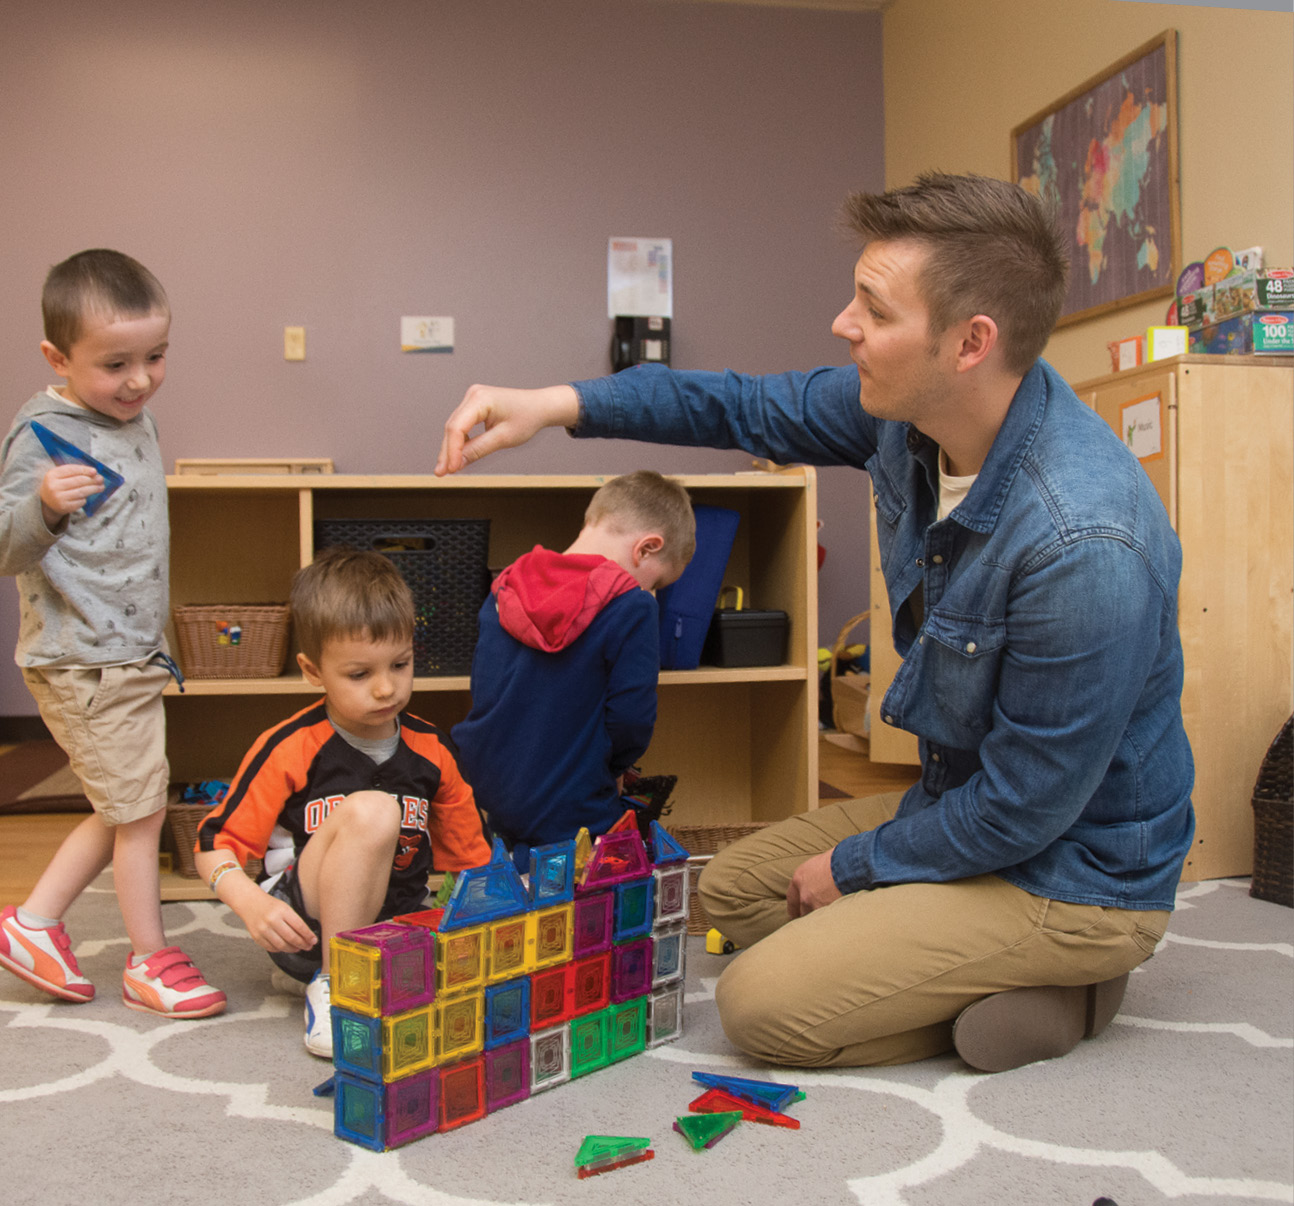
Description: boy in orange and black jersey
xmin=195 ymin=548 xmax=490 ymax=1057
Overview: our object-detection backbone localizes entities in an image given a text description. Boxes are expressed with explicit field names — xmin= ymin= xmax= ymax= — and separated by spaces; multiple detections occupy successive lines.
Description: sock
xmin=16 ymin=907 xmax=58 ymax=929
xmin=129 ymin=950 xmax=158 ymax=968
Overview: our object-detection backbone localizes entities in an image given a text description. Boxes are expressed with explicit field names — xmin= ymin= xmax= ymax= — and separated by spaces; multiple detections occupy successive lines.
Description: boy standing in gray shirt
xmin=0 ymin=250 xmax=224 ymax=1018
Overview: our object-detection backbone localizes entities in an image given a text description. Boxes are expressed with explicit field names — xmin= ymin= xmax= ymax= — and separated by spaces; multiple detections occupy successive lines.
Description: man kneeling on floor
xmin=434 ymin=171 xmax=1195 ymax=1073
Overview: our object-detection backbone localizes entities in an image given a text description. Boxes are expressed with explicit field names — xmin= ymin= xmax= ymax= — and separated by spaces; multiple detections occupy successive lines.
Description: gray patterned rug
xmin=1 ymin=874 xmax=1290 ymax=1206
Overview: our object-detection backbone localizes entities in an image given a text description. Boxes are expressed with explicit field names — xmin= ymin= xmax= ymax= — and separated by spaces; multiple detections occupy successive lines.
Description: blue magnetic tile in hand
xmin=29 ymin=421 xmax=125 ymax=516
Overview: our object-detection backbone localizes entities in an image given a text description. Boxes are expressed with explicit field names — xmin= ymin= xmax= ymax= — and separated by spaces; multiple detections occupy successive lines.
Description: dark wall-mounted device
xmin=611 ymin=315 xmax=670 ymax=372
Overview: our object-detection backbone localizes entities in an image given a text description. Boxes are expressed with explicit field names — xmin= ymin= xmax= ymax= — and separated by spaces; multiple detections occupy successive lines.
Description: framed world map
xmin=1012 ymin=30 xmax=1180 ymax=327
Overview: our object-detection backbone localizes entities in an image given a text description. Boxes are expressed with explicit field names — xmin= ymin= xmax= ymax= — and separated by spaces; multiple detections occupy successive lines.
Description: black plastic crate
xmin=313 ymin=518 xmax=491 ymax=675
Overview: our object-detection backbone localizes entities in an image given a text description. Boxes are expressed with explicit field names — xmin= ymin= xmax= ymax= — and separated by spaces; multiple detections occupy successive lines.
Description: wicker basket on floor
xmin=173 ymin=603 xmax=290 ymax=679
xmin=666 ymin=823 xmax=770 ymax=934
xmin=1250 ymin=715 xmax=1292 ymax=908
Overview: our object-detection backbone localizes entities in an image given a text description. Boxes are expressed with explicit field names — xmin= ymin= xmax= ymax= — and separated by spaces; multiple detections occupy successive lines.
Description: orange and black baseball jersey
xmin=196 ymin=701 xmax=490 ymax=912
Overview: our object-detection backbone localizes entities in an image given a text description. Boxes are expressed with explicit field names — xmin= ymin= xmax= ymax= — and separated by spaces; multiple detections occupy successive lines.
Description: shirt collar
xmin=934 ymin=359 xmax=1050 ymax=534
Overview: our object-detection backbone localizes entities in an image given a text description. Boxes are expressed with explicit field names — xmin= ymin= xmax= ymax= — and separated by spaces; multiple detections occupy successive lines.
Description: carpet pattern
xmin=0 ymin=876 xmax=1290 ymax=1206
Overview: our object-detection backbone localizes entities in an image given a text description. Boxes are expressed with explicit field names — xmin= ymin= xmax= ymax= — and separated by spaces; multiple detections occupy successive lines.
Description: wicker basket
xmin=1250 ymin=715 xmax=1292 ymax=908
xmin=174 ymin=603 xmax=290 ymax=679
xmin=163 ymin=789 xmax=262 ymax=881
xmin=666 ymin=823 xmax=770 ymax=934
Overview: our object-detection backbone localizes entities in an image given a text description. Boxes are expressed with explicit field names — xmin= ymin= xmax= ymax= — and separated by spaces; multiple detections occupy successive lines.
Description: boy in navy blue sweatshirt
xmin=453 ymin=471 xmax=694 ymax=868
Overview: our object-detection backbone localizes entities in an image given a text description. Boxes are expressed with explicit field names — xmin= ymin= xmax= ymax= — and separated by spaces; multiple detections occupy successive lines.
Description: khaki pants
xmin=22 ymin=661 xmax=171 ymax=826
xmin=698 ymin=793 xmax=1169 ymax=1068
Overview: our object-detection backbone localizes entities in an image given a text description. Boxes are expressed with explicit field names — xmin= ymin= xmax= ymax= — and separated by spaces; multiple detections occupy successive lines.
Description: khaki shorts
xmin=22 ymin=661 xmax=171 ymax=826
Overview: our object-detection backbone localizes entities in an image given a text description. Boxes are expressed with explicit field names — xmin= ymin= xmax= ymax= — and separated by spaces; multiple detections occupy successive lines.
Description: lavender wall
xmin=0 ymin=0 xmax=883 ymax=717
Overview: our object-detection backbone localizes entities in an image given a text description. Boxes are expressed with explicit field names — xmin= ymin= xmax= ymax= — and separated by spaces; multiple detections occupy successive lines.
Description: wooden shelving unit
xmin=163 ymin=469 xmax=820 ymax=829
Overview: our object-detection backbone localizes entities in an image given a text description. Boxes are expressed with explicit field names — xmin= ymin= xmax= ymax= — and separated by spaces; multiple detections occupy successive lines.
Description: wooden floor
xmin=0 ymin=735 xmax=921 ymax=903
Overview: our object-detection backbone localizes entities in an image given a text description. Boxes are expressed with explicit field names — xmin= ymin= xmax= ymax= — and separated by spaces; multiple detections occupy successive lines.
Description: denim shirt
xmin=573 ymin=360 xmax=1194 ymax=910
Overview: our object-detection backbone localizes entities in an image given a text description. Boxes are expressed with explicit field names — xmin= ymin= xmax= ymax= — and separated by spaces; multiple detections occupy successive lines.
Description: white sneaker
xmin=304 ymin=972 xmax=333 ymax=1058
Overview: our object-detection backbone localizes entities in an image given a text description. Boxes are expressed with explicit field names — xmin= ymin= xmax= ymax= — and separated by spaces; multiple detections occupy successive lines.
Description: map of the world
xmin=1014 ymin=36 xmax=1175 ymax=323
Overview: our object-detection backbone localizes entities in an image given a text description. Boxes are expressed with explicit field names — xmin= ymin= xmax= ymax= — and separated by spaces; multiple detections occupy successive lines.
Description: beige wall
xmin=883 ymin=0 xmax=1294 ymax=384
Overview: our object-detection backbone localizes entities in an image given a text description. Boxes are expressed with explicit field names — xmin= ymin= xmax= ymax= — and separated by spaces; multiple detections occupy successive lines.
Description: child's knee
xmin=336 ymin=790 xmax=402 ymax=840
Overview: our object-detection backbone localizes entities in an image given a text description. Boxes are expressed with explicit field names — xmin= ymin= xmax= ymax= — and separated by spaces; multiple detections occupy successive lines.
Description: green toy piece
xmin=673 ymin=1110 xmax=743 ymax=1151
xmin=432 ymin=871 xmax=456 ymax=909
xmin=574 ymin=1134 xmax=655 ymax=1178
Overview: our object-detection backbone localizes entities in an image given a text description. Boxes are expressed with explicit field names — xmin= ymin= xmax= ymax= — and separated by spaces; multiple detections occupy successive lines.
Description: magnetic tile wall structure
xmin=329 ymin=816 xmax=690 ymax=1151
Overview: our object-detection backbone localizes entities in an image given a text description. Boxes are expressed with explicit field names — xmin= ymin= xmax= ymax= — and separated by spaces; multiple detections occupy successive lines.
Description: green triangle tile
xmin=673 ymin=1110 xmax=742 ymax=1151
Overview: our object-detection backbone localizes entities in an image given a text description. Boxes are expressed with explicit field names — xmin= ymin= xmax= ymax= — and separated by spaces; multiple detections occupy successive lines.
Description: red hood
xmin=492 ymin=546 xmax=641 ymax=652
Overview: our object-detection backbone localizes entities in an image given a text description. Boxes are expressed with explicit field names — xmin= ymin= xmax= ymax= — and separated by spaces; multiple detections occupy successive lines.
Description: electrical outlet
xmin=284 ymin=326 xmax=306 ymax=361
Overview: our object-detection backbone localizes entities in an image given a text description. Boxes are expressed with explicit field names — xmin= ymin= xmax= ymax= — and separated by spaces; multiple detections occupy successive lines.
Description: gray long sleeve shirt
xmin=0 ymin=389 xmax=169 ymax=668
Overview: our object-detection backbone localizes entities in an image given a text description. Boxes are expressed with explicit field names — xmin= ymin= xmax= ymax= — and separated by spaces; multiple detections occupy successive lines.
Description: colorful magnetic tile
xmin=573 ymin=827 xmax=593 ymax=888
xmin=334 ymin=1072 xmax=385 ymax=1152
xmin=690 ymin=1072 xmax=801 ymax=1113
xmin=484 ymin=977 xmax=531 ymax=1049
xmin=439 ymin=838 xmax=530 ymax=929
xmin=529 ymin=1024 xmax=571 ymax=1094
xmin=530 ymin=963 xmax=571 ymax=1030
xmin=605 ymin=809 xmax=639 ymax=836
xmin=572 ymin=891 xmax=614 ymax=958
xmin=611 ymin=938 xmax=653 ymax=1003
xmin=651 ymin=923 xmax=686 ymax=987
xmin=569 ymin=1007 xmax=610 ymax=1078
xmin=394 ymin=906 xmax=443 ymax=931
xmin=484 ymin=1038 xmax=530 ymax=1112
xmin=648 ymin=983 xmax=683 ymax=1047
xmin=652 ymin=864 xmax=689 ymax=926
xmin=689 ymin=1087 xmax=800 ymax=1129
xmin=649 ymin=820 xmax=689 ymax=864
xmin=579 ymin=828 xmax=652 ymax=891
xmin=607 ymin=996 xmax=646 ymax=1063
xmin=569 ymin=952 xmax=611 ymax=1017
xmin=435 ymin=923 xmax=487 ymax=996
xmin=529 ymin=903 xmax=574 ymax=969
xmin=433 ymin=992 xmax=484 ymax=1064
xmin=674 ymin=1110 xmax=742 ymax=1151
xmin=382 ymin=1003 xmax=436 ymax=1079
xmin=575 ymin=1135 xmax=655 ymax=1179
xmin=332 ymin=1007 xmax=383 ymax=1082
xmin=529 ymin=839 xmax=576 ymax=905
xmin=612 ymin=877 xmax=655 ymax=942
xmin=28 ymin=421 xmax=125 ymax=516
xmin=331 ymin=921 xmax=434 ymax=1016
xmin=485 ymin=914 xmax=531 ymax=983
xmin=386 ymin=1069 xmax=440 ymax=1147
xmin=438 ymin=1056 xmax=486 ymax=1131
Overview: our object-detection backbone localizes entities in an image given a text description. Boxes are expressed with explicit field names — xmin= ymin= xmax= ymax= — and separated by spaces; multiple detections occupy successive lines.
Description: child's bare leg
xmin=23 ymin=812 xmax=115 ymax=920
xmin=296 ymin=790 xmax=401 ymax=974
xmin=112 ymin=810 xmax=168 ymax=954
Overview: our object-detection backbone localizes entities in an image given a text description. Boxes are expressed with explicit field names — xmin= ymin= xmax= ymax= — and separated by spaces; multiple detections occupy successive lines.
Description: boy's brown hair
xmin=839 ymin=172 xmax=1069 ymax=376
xmin=291 ymin=547 xmax=414 ymax=664
xmin=585 ymin=470 xmax=696 ymax=567
xmin=42 ymin=249 xmax=170 ymax=354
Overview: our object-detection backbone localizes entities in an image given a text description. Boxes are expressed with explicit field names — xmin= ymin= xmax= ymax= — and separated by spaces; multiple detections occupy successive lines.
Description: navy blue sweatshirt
xmin=452 ymin=547 xmax=660 ymax=853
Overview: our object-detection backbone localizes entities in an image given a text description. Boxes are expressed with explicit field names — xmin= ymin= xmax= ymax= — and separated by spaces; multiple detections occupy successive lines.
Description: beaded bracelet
xmin=207 ymin=859 xmax=241 ymax=894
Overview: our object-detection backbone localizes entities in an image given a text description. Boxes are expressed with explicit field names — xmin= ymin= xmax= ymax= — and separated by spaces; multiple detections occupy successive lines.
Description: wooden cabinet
xmin=162 ymin=469 xmax=820 ymax=829
xmin=866 ymin=355 xmax=1293 ymax=882
xmin=1077 ymin=355 xmax=1293 ymax=881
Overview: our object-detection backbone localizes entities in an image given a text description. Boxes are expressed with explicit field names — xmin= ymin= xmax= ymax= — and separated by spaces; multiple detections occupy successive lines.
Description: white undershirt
xmin=937 ymin=449 xmax=977 ymax=521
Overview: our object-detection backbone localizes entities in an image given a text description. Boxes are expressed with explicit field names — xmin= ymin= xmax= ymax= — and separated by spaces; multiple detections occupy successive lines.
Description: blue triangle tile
xmin=439 ymin=838 xmax=530 ymax=929
xmin=649 ymin=821 xmax=689 ymax=865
